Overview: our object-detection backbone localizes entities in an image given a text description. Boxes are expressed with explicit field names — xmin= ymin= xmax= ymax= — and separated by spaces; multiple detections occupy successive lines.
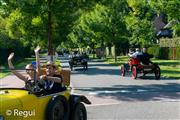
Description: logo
xmin=5 ymin=109 xmax=35 ymax=118
xmin=6 ymin=110 xmax=12 ymax=116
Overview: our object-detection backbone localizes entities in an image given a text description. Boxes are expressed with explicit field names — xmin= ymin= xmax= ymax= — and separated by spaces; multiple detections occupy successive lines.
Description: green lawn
xmin=152 ymin=59 xmax=180 ymax=79
xmin=106 ymin=56 xmax=180 ymax=79
xmin=0 ymin=58 xmax=35 ymax=79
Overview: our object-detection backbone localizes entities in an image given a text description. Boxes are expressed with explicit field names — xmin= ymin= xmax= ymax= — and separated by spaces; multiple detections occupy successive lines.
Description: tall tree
xmin=126 ymin=0 xmax=156 ymax=47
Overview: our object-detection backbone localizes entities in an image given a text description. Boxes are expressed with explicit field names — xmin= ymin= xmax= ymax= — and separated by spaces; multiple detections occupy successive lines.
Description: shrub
xmin=0 ymin=39 xmax=32 ymax=66
xmin=177 ymin=46 xmax=180 ymax=60
xmin=148 ymin=45 xmax=169 ymax=59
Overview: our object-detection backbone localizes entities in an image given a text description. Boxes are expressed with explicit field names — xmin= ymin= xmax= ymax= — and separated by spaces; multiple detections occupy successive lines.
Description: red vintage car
xmin=121 ymin=57 xmax=161 ymax=80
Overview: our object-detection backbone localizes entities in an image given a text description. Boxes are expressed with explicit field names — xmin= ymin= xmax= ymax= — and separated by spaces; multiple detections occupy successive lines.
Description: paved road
xmin=61 ymin=57 xmax=180 ymax=120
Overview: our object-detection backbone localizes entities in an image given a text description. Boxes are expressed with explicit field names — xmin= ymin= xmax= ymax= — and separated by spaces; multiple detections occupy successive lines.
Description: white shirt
xmin=129 ymin=51 xmax=142 ymax=58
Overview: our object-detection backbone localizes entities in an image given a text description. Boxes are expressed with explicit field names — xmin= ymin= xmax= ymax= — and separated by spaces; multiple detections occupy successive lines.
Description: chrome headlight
xmin=0 ymin=115 xmax=4 ymax=120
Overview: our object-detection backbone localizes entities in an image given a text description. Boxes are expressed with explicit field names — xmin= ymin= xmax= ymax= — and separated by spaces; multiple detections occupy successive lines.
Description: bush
xmin=148 ymin=45 xmax=159 ymax=59
xmin=148 ymin=45 xmax=180 ymax=60
xmin=148 ymin=45 xmax=169 ymax=59
xmin=0 ymin=39 xmax=32 ymax=66
xmin=168 ymin=48 xmax=174 ymax=59
xmin=177 ymin=46 xmax=180 ymax=60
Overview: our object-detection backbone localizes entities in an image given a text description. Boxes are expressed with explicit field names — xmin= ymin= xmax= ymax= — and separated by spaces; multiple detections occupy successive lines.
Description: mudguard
xmin=69 ymin=95 xmax=91 ymax=106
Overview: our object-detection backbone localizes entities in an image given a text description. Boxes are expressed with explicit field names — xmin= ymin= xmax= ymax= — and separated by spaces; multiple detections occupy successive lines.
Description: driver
xmin=40 ymin=61 xmax=65 ymax=94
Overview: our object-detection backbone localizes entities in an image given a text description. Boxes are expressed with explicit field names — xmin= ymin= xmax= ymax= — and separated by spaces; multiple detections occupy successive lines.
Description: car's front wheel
xmin=71 ymin=103 xmax=87 ymax=120
xmin=46 ymin=96 xmax=69 ymax=120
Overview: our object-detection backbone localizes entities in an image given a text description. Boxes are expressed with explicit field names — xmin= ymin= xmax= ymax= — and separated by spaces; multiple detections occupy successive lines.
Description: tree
xmin=149 ymin=0 xmax=180 ymax=37
xmin=126 ymin=0 xmax=156 ymax=47
xmin=68 ymin=0 xmax=129 ymax=61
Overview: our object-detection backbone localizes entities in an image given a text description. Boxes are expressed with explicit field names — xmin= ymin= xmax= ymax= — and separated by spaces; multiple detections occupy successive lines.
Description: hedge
xmin=0 ymin=41 xmax=32 ymax=66
xmin=148 ymin=45 xmax=180 ymax=60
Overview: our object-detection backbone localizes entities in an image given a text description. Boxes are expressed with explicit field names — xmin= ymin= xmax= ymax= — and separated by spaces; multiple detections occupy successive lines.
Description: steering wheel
xmin=25 ymin=80 xmax=44 ymax=95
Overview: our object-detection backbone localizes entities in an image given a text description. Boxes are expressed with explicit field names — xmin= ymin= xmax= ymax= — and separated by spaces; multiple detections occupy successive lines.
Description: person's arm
xmin=128 ymin=53 xmax=133 ymax=57
xmin=8 ymin=53 xmax=28 ymax=81
xmin=34 ymin=46 xmax=41 ymax=76
xmin=40 ymin=75 xmax=62 ymax=84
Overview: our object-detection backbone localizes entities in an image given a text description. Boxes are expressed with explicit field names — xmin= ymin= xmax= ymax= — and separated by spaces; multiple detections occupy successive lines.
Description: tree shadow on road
xmin=71 ymin=67 xmax=121 ymax=76
xmin=75 ymin=83 xmax=180 ymax=102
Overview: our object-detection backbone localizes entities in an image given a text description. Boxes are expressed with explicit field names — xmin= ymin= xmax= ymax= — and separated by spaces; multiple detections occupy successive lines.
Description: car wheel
xmin=154 ymin=66 xmax=161 ymax=80
xmin=69 ymin=64 xmax=73 ymax=71
xmin=85 ymin=63 xmax=88 ymax=70
xmin=121 ymin=65 xmax=125 ymax=76
xmin=132 ymin=66 xmax=137 ymax=79
xmin=71 ymin=103 xmax=87 ymax=120
xmin=46 ymin=96 xmax=69 ymax=120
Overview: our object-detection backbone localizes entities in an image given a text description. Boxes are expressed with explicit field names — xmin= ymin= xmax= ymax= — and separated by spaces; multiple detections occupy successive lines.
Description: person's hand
xmin=34 ymin=46 xmax=41 ymax=53
xmin=8 ymin=53 xmax=14 ymax=61
xmin=40 ymin=75 xmax=47 ymax=80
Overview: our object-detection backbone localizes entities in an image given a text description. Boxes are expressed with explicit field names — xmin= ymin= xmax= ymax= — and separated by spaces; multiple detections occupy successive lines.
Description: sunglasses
xmin=26 ymin=69 xmax=33 ymax=73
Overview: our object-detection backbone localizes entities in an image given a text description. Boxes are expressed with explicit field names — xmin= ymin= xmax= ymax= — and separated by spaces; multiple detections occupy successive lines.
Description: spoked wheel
xmin=72 ymin=103 xmax=87 ymax=120
xmin=85 ymin=64 xmax=88 ymax=70
xmin=154 ymin=66 xmax=161 ymax=80
xmin=132 ymin=66 xmax=137 ymax=79
xmin=121 ymin=65 xmax=125 ymax=76
xmin=70 ymin=65 xmax=73 ymax=71
xmin=84 ymin=63 xmax=88 ymax=70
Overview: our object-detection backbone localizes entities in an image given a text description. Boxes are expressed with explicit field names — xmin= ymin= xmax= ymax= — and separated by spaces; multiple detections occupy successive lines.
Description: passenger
xmin=7 ymin=46 xmax=41 ymax=82
xmin=128 ymin=48 xmax=134 ymax=56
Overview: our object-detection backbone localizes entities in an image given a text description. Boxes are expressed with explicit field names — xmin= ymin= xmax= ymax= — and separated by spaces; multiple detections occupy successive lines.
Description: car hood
xmin=0 ymin=89 xmax=27 ymax=117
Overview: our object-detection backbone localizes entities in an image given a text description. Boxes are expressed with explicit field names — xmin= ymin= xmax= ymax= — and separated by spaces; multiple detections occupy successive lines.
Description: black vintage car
xmin=69 ymin=55 xmax=88 ymax=71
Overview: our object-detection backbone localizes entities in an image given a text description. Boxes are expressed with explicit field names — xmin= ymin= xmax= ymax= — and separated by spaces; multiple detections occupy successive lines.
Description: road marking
xmin=86 ymin=102 xmax=121 ymax=107
xmin=88 ymin=89 xmax=149 ymax=95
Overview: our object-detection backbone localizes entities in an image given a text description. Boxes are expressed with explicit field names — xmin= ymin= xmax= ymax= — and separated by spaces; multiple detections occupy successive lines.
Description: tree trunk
xmin=114 ymin=44 xmax=117 ymax=62
xmin=47 ymin=0 xmax=53 ymax=61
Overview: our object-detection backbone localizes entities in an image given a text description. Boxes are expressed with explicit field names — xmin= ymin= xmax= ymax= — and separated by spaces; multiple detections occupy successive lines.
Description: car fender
xmin=69 ymin=95 xmax=91 ymax=107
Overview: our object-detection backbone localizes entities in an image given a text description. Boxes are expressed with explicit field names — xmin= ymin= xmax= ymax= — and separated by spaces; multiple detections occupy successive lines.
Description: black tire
xmin=132 ymin=66 xmax=137 ymax=79
xmin=154 ymin=66 xmax=161 ymax=80
xmin=85 ymin=63 xmax=88 ymax=70
xmin=71 ymin=103 xmax=87 ymax=120
xmin=46 ymin=96 xmax=69 ymax=120
xmin=70 ymin=64 xmax=73 ymax=71
xmin=121 ymin=65 xmax=125 ymax=76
